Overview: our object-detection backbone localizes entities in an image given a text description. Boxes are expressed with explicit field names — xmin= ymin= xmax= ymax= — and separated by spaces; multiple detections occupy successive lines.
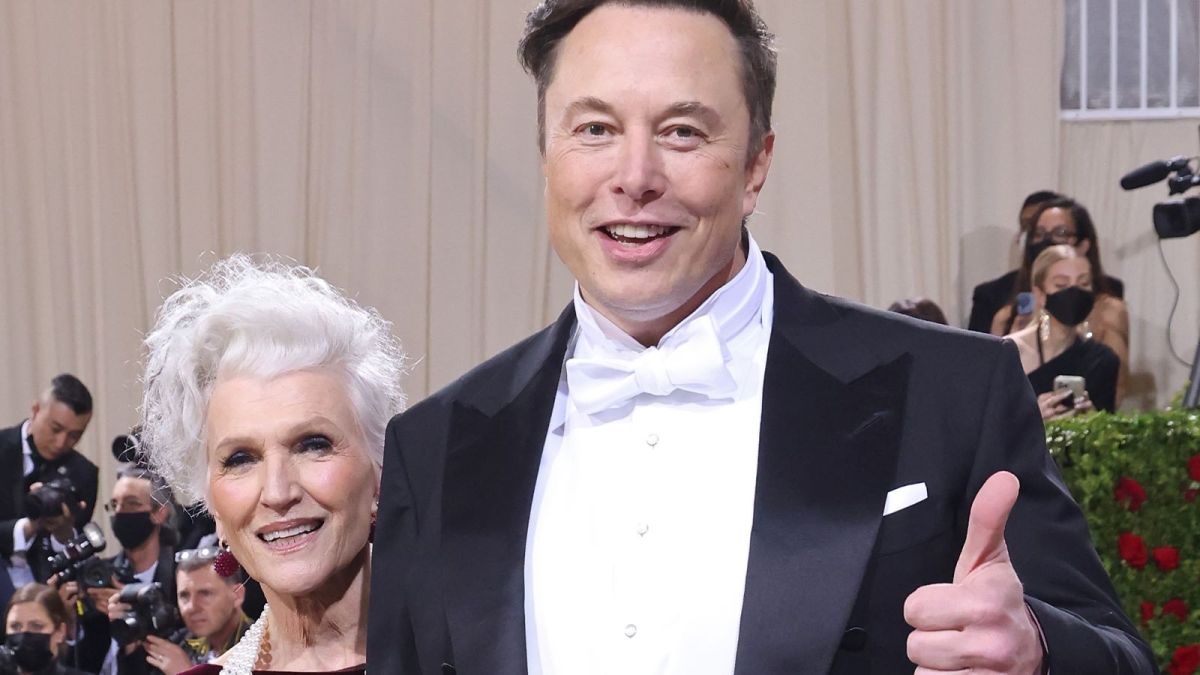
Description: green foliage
xmin=1047 ymin=410 xmax=1200 ymax=671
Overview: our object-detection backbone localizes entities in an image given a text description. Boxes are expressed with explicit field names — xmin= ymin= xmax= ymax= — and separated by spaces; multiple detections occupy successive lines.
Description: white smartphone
xmin=1053 ymin=375 xmax=1086 ymax=409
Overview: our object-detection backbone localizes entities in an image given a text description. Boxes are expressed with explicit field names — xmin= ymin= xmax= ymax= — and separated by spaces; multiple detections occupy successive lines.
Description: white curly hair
xmin=140 ymin=254 xmax=406 ymax=507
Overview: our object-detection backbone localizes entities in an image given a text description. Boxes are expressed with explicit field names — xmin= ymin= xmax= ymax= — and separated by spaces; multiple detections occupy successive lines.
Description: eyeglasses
xmin=1030 ymin=226 xmax=1078 ymax=245
xmin=174 ymin=547 xmax=221 ymax=564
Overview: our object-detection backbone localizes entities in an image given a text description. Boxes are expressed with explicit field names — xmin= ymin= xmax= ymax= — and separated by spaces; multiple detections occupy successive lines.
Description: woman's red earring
xmin=213 ymin=540 xmax=240 ymax=578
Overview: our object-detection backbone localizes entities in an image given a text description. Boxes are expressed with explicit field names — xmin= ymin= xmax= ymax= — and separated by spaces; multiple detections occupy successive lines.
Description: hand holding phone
xmin=1053 ymin=375 xmax=1086 ymax=410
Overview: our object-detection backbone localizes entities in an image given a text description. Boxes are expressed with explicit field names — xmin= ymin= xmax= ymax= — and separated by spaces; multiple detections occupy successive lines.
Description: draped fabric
xmin=1 ymin=0 xmax=1195 ymax=510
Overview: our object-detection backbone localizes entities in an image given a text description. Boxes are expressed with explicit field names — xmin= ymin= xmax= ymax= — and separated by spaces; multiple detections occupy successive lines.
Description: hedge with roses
xmin=1046 ymin=410 xmax=1200 ymax=674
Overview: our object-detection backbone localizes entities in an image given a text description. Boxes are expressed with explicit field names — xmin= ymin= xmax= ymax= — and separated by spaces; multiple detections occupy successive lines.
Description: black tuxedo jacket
xmin=0 ymin=422 xmax=100 ymax=558
xmin=370 ymin=253 xmax=1152 ymax=674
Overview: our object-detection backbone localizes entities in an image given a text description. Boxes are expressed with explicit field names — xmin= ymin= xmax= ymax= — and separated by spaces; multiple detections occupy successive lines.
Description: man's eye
xmin=671 ymin=127 xmax=695 ymax=138
xmin=582 ymin=123 xmax=607 ymax=136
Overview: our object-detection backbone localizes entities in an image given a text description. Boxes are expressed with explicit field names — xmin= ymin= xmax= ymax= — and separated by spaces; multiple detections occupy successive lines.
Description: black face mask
xmin=5 ymin=631 xmax=55 ymax=673
xmin=1044 ymin=286 xmax=1095 ymax=327
xmin=111 ymin=511 xmax=157 ymax=550
xmin=1024 ymin=238 xmax=1055 ymax=267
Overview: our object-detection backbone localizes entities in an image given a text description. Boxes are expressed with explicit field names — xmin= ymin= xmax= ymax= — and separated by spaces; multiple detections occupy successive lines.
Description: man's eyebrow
xmin=663 ymin=101 xmax=722 ymax=126
xmin=562 ymin=96 xmax=614 ymax=119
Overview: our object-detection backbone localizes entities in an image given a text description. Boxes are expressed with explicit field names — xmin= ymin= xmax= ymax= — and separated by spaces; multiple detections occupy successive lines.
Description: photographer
xmin=1 ymin=376 xmax=99 ymax=590
xmin=136 ymin=548 xmax=248 ymax=675
xmin=81 ymin=468 xmax=176 ymax=675
xmin=3 ymin=582 xmax=88 ymax=675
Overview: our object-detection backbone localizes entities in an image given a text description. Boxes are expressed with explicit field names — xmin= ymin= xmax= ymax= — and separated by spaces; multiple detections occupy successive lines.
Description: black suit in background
xmin=967 ymin=269 xmax=1126 ymax=334
xmin=0 ymin=421 xmax=100 ymax=559
xmin=369 ymin=252 xmax=1152 ymax=674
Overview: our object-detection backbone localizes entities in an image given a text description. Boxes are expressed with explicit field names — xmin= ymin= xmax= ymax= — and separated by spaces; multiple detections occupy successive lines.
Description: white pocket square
xmin=882 ymin=482 xmax=927 ymax=516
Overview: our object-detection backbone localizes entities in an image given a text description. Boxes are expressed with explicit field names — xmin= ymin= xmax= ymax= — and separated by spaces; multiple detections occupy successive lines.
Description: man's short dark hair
xmin=518 ymin=0 xmax=776 ymax=159
xmin=116 ymin=464 xmax=174 ymax=509
xmin=1021 ymin=190 xmax=1062 ymax=212
xmin=49 ymin=373 xmax=92 ymax=415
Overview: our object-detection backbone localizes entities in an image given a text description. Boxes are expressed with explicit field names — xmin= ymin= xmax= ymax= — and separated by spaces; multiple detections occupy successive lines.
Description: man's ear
xmin=152 ymin=504 xmax=170 ymax=526
xmin=742 ymin=131 xmax=775 ymax=218
xmin=31 ymin=399 xmax=41 ymax=420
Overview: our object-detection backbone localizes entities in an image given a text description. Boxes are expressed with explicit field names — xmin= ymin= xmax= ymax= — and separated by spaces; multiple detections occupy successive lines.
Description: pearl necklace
xmin=219 ymin=604 xmax=269 ymax=675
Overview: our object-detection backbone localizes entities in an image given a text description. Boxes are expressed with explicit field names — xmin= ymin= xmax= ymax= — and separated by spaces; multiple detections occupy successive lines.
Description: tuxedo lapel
xmin=439 ymin=307 xmax=576 ymax=675
xmin=734 ymin=255 xmax=911 ymax=674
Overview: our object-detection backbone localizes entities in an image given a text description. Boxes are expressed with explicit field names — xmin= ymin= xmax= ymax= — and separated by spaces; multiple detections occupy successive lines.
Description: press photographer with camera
xmin=77 ymin=467 xmax=177 ymax=675
xmin=2 ymin=583 xmax=88 ymax=675
xmin=0 ymin=375 xmax=99 ymax=591
xmin=133 ymin=547 xmax=249 ymax=675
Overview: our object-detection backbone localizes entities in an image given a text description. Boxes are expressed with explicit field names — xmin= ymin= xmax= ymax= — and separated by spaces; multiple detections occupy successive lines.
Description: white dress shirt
xmin=526 ymin=236 xmax=775 ymax=675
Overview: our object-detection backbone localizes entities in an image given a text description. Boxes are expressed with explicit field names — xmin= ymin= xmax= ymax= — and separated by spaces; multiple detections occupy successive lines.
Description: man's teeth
xmin=605 ymin=224 xmax=670 ymax=239
xmin=261 ymin=522 xmax=319 ymax=543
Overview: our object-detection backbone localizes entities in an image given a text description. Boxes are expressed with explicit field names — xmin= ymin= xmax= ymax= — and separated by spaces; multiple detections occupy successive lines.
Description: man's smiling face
xmin=541 ymin=4 xmax=773 ymax=344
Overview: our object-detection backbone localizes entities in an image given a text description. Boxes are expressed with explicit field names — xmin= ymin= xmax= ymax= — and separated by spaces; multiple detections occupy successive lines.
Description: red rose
xmin=1189 ymin=454 xmax=1200 ymax=482
xmin=1118 ymin=532 xmax=1148 ymax=569
xmin=1169 ymin=644 xmax=1200 ymax=675
xmin=1114 ymin=476 xmax=1147 ymax=511
xmin=1163 ymin=598 xmax=1190 ymax=622
xmin=1140 ymin=601 xmax=1156 ymax=623
xmin=1187 ymin=488 xmax=1199 ymax=503
xmin=1154 ymin=546 xmax=1181 ymax=571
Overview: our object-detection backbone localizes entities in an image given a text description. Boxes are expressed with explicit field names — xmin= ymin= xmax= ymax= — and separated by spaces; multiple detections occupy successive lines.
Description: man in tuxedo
xmin=369 ymin=1 xmax=1153 ymax=673
xmin=0 ymin=373 xmax=99 ymax=586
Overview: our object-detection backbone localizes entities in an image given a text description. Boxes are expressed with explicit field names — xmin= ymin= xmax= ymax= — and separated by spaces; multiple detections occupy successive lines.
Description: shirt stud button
xmin=624 ymin=624 xmax=638 ymax=638
xmin=636 ymin=523 xmax=649 ymax=536
xmin=646 ymin=433 xmax=659 ymax=447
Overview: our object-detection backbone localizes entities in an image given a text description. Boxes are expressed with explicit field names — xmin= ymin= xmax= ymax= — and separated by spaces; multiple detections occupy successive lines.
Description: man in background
xmin=137 ymin=544 xmax=250 ymax=675
xmin=0 ymin=374 xmax=99 ymax=590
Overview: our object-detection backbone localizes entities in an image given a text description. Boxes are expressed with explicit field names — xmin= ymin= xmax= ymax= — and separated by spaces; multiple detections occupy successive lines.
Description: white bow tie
xmin=565 ymin=315 xmax=739 ymax=415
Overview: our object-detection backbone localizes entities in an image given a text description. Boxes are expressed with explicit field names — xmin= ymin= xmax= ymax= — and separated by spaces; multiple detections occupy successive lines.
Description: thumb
xmin=954 ymin=471 xmax=1019 ymax=583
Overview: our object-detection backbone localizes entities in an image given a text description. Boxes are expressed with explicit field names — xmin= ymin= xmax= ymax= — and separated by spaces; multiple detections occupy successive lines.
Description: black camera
xmin=109 ymin=582 xmax=179 ymax=645
xmin=43 ymin=522 xmax=107 ymax=583
xmin=77 ymin=556 xmax=136 ymax=590
xmin=0 ymin=645 xmax=15 ymax=675
xmin=23 ymin=476 xmax=80 ymax=521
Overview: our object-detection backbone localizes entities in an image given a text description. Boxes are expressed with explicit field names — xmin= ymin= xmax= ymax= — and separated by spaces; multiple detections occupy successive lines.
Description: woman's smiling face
xmin=205 ymin=369 xmax=377 ymax=599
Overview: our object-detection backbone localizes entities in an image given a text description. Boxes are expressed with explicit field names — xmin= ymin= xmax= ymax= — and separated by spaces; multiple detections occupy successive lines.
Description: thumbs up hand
xmin=903 ymin=472 xmax=1044 ymax=674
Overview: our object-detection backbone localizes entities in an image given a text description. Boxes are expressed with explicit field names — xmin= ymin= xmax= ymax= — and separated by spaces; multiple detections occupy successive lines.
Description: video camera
xmin=109 ymin=582 xmax=180 ymax=645
xmin=23 ymin=476 xmax=80 ymax=521
xmin=1120 ymin=155 xmax=1200 ymax=239
xmin=42 ymin=522 xmax=106 ymax=583
xmin=1120 ymin=152 xmax=1200 ymax=409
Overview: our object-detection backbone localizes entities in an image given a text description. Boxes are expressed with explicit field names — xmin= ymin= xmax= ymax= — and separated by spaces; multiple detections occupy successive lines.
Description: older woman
xmin=4 ymin=582 xmax=88 ymax=675
xmin=1005 ymin=245 xmax=1121 ymax=419
xmin=140 ymin=256 xmax=405 ymax=674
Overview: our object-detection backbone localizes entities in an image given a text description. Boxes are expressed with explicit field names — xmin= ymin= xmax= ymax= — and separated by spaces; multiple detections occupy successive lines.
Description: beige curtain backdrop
xmin=1 ymin=0 xmax=1196 ymax=511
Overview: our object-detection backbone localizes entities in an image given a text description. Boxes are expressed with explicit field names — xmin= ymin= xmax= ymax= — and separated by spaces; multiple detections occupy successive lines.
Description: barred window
xmin=1062 ymin=0 xmax=1200 ymax=119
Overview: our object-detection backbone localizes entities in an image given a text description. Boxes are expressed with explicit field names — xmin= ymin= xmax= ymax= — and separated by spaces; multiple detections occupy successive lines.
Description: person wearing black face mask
xmin=991 ymin=197 xmax=1130 ymax=405
xmin=3 ymin=583 xmax=88 ymax=675
xmin=73 ymin=466 xmax=177 ymax=675
xmin=965 ymin=190 xmax=1063 ymax=334
xmin=1005 ymin=245 xmax=1122 ymax=418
